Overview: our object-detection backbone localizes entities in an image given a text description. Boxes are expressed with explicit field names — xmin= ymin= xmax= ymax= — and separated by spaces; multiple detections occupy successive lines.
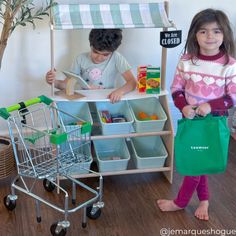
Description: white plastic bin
xmin=130 ymin=136 xmax=167 ymax=169
xmin=93 ymin=138 xmax=130 ymax=172
xmin=95 ymin=101 xmax=134 ymax=135
xmin=128 ymin=97 xmax=167 ymax=133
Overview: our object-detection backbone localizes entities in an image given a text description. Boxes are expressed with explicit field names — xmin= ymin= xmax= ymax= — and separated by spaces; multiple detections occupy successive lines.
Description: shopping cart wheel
xmin=86 ymin=205 xmax=101 ymax=220
xmin=4 ymin=196 xmax=16 ymax=211
xmin=43 ymin=179 xmax=56 ymax=192
xmin=50 ymin=222 xmax=67 ymax=236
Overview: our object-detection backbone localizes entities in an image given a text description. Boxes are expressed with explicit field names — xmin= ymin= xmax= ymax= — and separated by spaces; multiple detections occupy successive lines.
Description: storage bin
xmin=93 ymin=138 xmax=130 ymax=172
xmin=63 ymin=142 xmax=93 ymax=175
xmin=128 ymin=97 xmax=167 ymax=133
xmin=56 ymin=101 xmax=93 ymax=133
xmin=130 ymin=136 xmax=167 ymax=169
xmin=95 ymin=101 xmax=134 ymax=135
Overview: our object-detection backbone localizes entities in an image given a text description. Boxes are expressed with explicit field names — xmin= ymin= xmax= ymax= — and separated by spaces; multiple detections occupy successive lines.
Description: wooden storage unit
xmin=50 ymin=1 xmax=175 ymax=183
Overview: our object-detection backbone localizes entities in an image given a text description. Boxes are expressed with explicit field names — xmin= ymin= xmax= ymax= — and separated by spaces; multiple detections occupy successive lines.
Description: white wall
xmin=0 ymin=0 xmax=236 ymax=134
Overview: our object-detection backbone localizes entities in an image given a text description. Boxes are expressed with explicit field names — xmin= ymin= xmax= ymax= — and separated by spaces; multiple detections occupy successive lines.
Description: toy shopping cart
xmin=0 ymin=95 xmax=104 ymax=236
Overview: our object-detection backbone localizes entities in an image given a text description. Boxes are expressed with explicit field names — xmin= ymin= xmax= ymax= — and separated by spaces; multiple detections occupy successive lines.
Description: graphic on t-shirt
xmin=89 ymin=68 xmax=102 ymax=81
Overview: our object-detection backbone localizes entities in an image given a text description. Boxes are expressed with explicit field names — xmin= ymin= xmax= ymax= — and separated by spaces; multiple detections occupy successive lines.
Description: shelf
xmin=62 ymin=167 xmax=172 ymax=179
xmin=55 ymin=92 xmax=174 ymax=183
xmin=52 ymin=89 xmax=169 ymax=102
xmin=91 ymin=130 xmax=171 ymax=140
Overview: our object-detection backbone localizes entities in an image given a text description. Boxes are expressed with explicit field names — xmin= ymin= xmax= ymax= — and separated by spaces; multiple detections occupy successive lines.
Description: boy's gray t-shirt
xmin=70 ymin=51 xmax=131 ymax=89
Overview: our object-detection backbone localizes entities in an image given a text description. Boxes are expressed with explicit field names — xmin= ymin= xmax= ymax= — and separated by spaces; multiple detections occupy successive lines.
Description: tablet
xmin=62 ymin=70 xmax=90 ymax=89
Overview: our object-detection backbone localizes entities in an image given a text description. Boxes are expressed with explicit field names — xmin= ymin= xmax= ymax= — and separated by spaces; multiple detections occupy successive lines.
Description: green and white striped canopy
xmin=51 ymin=2 xmax=173 ymax=29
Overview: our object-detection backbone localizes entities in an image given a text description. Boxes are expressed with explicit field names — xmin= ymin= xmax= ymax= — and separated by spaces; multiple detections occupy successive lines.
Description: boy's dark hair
xmin=89 ymin=29 xmax=122 ymax=52
xmin=184 ymin=8 xmax=235 ymax=64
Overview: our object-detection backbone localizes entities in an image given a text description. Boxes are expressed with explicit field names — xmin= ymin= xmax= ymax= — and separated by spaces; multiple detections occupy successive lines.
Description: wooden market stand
xmin=50 ymin=1 xmax=175 ymax=183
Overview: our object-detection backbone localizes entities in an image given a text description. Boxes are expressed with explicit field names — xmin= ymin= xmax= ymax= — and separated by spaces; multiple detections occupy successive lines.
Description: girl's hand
xmin=195 ymin=103 xmax=211 ymax=116
xmin=182 ymin=105 xmax=196 ymax=119
xmin=107 ymin=89 xmax=124 ymax=103
xmin=46 ymin=69 xmax=56 ymax=85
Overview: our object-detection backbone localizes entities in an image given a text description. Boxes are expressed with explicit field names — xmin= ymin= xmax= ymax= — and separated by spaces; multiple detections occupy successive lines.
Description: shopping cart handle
xmin=0 ymin=95 xmax=54 ymax=120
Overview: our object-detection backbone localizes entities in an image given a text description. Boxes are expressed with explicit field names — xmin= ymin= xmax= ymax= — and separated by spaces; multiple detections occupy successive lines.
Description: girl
xmin=46 ymin=29 xmax=137 ymax=103
xmin=157 ymin=8 xmax=236 ymax=220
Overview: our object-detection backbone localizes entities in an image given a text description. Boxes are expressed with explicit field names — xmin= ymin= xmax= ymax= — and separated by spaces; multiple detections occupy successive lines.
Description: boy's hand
xmin=195 ymin=103 xmax=211 ymax=116
xmin=46 ymin=69 xmax=56 ymax=85
xmin=182 ymin=105 xmax=196 ymax=119
xmin=107 ymin=89 xmax=124 ymax=103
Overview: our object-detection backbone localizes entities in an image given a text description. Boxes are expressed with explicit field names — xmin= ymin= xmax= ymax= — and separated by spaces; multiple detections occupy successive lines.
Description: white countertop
xmin=52 ymin=89 xmax=168 ymax=102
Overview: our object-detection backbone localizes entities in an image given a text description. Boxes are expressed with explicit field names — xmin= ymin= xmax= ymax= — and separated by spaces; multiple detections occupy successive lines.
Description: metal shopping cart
xmin=228 ymin=107 xmax=236 ymax=132
xmin=0 ymin=95 xmax=104 ymax=236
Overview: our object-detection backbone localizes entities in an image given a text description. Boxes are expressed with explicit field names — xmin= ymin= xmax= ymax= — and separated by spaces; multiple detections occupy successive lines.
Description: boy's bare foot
xmin=157 ymin=199 xmax=183 ymax=211
xmin=194 ymin=200 xmax=209 ymax=221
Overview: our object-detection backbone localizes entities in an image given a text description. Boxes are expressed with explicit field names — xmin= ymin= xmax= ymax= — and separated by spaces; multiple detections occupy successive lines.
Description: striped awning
xmin=51 ymin=2 xmax=174 ymax=29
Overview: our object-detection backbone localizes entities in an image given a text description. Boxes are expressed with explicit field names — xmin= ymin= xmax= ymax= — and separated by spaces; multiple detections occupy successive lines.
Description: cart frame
xmin=0 ymin=95 xmax=104 ymax=235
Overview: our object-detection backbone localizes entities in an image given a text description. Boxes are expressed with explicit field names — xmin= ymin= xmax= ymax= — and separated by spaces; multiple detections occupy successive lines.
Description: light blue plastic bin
xmin=130 ymin=136 xmax=167 ymax=169
xmin=96 ymin=101 xmax=134 ymax=135
xmin=56 ymin=101 xmax=93 ymax=133
xmin=128 ymin=97 xmax=167 ymax=133
xmin=93 ymin=138 xmax=130 ymax=172
xmin=60 ymin=142 xmax=93 ymax=175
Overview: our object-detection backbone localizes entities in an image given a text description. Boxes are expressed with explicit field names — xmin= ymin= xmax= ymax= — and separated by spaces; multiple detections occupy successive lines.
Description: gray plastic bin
xmin=130 ymin=136 xmax=167 ymax=169
xmin=93 ymin=138 xmax=130 ymax=172
xmin=128 ymin=97 xmax=167 ymax=133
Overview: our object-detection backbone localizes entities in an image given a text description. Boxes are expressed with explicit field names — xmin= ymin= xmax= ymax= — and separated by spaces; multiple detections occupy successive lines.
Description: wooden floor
xmin=0 ymin=138 xmax=236 ymax=236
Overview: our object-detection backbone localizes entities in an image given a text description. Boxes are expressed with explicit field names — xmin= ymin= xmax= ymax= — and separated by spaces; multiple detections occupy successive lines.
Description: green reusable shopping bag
xmin=174 ymin=114 xmax=230 ymax=176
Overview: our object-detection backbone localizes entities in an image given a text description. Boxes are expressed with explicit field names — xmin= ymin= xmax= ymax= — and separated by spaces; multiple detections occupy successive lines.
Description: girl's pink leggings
xmin=174 ymin=175 xmax=209 ymax=208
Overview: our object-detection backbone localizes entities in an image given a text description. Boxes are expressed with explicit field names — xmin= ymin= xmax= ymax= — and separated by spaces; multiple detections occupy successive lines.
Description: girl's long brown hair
xmin=184 ymin=9 xmax=235 ymax=64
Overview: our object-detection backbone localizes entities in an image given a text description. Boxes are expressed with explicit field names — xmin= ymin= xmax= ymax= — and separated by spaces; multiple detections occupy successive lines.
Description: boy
xmin=46 ymin=29 xmax=137 ymax=103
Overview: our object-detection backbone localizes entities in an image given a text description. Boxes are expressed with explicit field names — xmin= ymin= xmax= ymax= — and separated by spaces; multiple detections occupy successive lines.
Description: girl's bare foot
xmin=157 ymin=199 xmax=183 ymax=211
xmin=194 ymin=200 xmax=209 ymax=221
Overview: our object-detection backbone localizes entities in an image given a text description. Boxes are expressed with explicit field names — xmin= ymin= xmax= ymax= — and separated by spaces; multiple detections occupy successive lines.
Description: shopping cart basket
xmin=0 ymin=95 xmax=104 ymax=236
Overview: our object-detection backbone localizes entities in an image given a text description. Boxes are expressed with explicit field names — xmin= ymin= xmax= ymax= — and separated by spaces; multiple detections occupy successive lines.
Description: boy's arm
xmin=54 ymin=79 xmax=68 ymax=90
xmin=107 ymin=70 xmax=137 ymax=103
xmin=119 ymin=70 xmax=137 ymax=93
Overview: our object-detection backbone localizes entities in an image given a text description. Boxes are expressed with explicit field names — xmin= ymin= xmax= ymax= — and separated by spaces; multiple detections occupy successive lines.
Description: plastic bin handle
xmin=0 ymin=95 xmax=54 ymax=120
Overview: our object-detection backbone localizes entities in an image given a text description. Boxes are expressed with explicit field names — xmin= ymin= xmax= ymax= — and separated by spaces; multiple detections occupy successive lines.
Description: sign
xmin=160 ymin=30 xmax=182 ymax=48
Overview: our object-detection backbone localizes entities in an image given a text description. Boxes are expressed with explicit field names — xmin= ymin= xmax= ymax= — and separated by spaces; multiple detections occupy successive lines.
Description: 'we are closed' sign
xmin=160 ymin=30 xmax=182 ymax=48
